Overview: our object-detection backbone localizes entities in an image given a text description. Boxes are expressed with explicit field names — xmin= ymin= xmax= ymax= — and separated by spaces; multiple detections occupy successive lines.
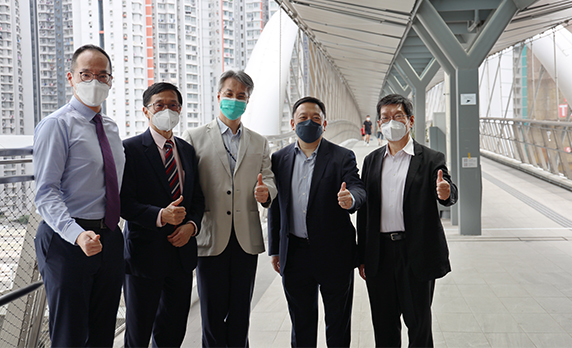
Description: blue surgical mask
xmin=220 ymin=97 xmax=247 ymax=120
xmin=296 ymin=119 xmax=323 ymax=143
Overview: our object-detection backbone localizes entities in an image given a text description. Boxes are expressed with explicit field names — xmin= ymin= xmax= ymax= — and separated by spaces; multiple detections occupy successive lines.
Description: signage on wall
xmin=460 ymin=94 xmax=477 ymax=105
xmin=559 ymin=104 xmax=568 ymax=118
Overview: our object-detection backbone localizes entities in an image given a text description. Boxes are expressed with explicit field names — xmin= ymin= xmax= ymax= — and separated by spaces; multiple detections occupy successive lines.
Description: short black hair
xmin=70 ymin=44 xmax=112 ymax=73
xmin=142 ymin=82 xmax=183 ymax=107
xmin=376 ymin=94 xmax=413 ymax=120
xmin=292 ymin=96 xmax=326 ymax=119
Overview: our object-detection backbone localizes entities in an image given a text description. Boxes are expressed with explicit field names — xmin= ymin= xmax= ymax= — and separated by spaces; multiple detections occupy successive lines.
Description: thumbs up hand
xmin=161 ymin=195 xmax=186 ymax=226
xmin=337 ymin=182 xmax=353 ymax=210
xmin=254 ymin=173 xmax=269 ymax=203
xmin=436 ymin=170 xmax=450 ymax=200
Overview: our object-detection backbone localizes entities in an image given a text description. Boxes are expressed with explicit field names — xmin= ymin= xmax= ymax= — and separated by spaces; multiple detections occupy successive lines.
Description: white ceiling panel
xmin=281 ymin=0 xmax=415 ymax=114
xmin=310 ymin=25 xmax=402 ymax=50
xmin=292 ymin=6 xmax=408 ymax=37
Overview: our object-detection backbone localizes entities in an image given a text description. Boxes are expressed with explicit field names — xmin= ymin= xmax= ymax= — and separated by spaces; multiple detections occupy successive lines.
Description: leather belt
xmin=74 ymin=218 xmax=108 ymax=230
xmin=380 ymin=232 xmax=405 ymax=241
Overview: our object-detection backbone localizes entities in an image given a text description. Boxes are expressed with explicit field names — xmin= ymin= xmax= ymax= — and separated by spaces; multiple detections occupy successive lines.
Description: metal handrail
xmin=479 ymin=117 xmax=572 ymax=189
xmin=0 ymin=281 xmax=43 ymax=307
xmin=0 ymin=147 xmax=33 ymax=157
xmin=480 ymin=117 xmax=572 ymax=127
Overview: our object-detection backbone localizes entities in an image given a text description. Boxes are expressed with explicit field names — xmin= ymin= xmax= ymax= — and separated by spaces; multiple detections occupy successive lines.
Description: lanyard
xmin=223 ymin=141 xmax=237 ymax=163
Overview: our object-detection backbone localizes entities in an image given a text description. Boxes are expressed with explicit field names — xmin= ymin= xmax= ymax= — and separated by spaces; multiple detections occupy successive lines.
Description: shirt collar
xmin=384 ymin=135 xmax=415 ymax=158
xmin=70 ymin=95 xmax=99 ymax=121
xmin=217 ymin=117 xmax=242 ymax=137
xmin=294 ymin=138 xmax=322 ymax=159
xmin=403 ymin=135 xmax=415 ymax=156
xmin=149 ymin=126 xmax=175 ymax=150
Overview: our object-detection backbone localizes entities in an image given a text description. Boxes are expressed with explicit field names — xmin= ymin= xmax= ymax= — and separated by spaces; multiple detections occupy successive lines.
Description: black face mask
xmin=296 ymin=119 xmax=323 ymax=143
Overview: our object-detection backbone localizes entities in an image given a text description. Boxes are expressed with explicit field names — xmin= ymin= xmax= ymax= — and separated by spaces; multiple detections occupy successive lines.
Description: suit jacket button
xmin=227 ymin=190 xmax=231 ymax=195
xmin=227 ymin=211 xmax=231 ymax=215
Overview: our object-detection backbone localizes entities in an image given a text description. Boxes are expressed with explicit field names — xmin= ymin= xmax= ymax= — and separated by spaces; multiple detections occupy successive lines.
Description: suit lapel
xmin=207 ymin=120 xmax=232 ymax=178
xmin=370 ymin=146 xmax=385 ymax=211
xmin=142 ymin=129 xmax=172 ymax=197
xmin=282 ymin=144 xmax=296 ymax=213
xmin=174 ymin=137 xmax=190 ymax=192
xmin=234 ymin=126 xmax=250 ymax=174
xmin=308 ymin=139 xmax=330 ymax=209
xmin=374 ymin=146 xmax=385 ymax=182
xmin=404 ymin=141 xmax=423 ymax=202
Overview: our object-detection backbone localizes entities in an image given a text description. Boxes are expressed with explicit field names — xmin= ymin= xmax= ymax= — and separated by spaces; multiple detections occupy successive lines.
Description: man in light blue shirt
xmin=33 ymin=45 xmax=125 ymax=347
xmin=289 ymin=140 xmax=319 ymax=239
xmin=269 ymin=96 xmax=366 ymax=347
xmin=216 ymin=116 xmax=242 ymax=174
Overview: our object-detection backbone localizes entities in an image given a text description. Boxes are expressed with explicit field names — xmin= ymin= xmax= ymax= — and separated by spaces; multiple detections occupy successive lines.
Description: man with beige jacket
xmin=182 ymin=70 xmax=276 ymax=348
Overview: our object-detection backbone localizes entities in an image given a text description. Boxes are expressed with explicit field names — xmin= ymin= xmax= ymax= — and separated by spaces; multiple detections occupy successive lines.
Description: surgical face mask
xmin=75 ymin=79 xmax=110 ymax=107
xmin=381 ymin=120 xmax=409 ymax=142
xmin=220 ymin=97 xmax=247 ymax=120
xmin=152 ymin=109 xmax=180 ymax=131
xmin=296 ymin=119 xmax=323 ymax=143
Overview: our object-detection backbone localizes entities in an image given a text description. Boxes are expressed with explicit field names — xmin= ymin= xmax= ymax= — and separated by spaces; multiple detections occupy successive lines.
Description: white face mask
xmin=381 ymin=120 xmax=409 ymax=142
xmin=75 ymin=79 xmax=110 ymax=107
xmin=152 ymin=109 xmax=180 ymax=131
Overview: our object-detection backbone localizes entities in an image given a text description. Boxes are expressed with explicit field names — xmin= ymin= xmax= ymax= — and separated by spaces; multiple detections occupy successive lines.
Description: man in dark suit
xmin=357 ymin=94 xmax=458 ymax=347
xmin=120 ymin=82 xmax=205 ymax=347
xmin=269 ymin=96 xmax=366 ymax=347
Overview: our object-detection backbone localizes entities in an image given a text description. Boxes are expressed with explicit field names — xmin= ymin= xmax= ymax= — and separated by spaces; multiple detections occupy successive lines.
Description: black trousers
xmin=123 ymin=256 xmax=193 ymax=348
xmin=196 ymin=228 xmax=258 ymax=348
xmin=282 ymin=236 xmax=354 ymax=348
xmin=35 ymin=220 xmax=124 ymax=347
xmin=365 ymin=237 xmax=435 ymax=348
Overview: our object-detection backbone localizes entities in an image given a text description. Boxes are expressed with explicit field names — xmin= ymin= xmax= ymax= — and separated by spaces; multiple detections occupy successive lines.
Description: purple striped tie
xmin=165 ymin=140 xmax=181 ymax=200
xmin=93 ymin=114 xmax=120 ymax=230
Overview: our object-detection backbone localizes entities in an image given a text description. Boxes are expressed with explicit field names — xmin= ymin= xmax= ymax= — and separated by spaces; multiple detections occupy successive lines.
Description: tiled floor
xmin=176 ymin=140 xmax=572 ymax=347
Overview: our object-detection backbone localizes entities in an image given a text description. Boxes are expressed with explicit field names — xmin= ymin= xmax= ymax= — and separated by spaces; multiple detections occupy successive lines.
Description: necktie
xmin=164 ymin=140 xmax=181 ymax=200
xmin=93 ymin=114 xmax=120 ymax=229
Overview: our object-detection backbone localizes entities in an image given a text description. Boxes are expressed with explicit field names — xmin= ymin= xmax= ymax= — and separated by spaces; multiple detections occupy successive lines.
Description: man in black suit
xmin=357 ymin=94 xmax=457 ymax=348
xmin=269 ymin=96 xmax=366 ymax=347
xmin=120 ymin=82 xmax=205 ymax=347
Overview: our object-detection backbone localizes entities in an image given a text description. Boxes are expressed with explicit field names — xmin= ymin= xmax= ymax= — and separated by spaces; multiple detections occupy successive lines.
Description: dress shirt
xmin=217 ymin=117 xmax=242 ymax=174
xmin=34 ymin=96 xmax=125 ymax=245
xmin=149 ymin=127 xmax=191 ymax=228
xmin=380 ymin=135 xmax=414 ymax=233
xmin=289 ymin=140 xmax=321 ymax=238
xmin=288 ymin=139 xmax=357 ymax=240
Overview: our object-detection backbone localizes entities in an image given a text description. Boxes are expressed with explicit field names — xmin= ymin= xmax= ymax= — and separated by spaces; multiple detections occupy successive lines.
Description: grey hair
xmin=218 ymin=70 xmax=254 ymax=97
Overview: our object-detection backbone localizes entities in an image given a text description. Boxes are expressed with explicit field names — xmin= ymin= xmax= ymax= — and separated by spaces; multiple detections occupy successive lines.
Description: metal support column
xmin=414 ymin=0 xmax=530 ymax=235
xmin=412 ymin=19 xmax=459 ymax=224
xmin=455 ymin=69 xmax=482 ymax=235
xmin=387 ymin=74 xmax=411 ymax=97
xmin=445 ymin=72 xmax=459 ymax=225
xmin=395 ymin=56 xmax=440 ymax=145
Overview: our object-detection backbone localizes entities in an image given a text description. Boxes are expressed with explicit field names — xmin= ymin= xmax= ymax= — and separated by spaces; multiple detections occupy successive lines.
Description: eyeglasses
xmin=380 ymin=114 xmax=408 ymax=123
xmin=76 ymin=71 xmax=113 ymax=84
xmin=146 ymin=101 xmax=181 ymax=112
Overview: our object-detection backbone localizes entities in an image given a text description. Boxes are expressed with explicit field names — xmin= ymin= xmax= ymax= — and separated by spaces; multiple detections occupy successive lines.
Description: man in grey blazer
xmin=182 ymin=70 xmax=277 ymax=348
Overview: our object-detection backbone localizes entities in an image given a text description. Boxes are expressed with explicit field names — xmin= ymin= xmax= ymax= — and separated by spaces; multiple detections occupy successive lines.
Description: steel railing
xmin=480 ymin=117 xmax=572 ymax=189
